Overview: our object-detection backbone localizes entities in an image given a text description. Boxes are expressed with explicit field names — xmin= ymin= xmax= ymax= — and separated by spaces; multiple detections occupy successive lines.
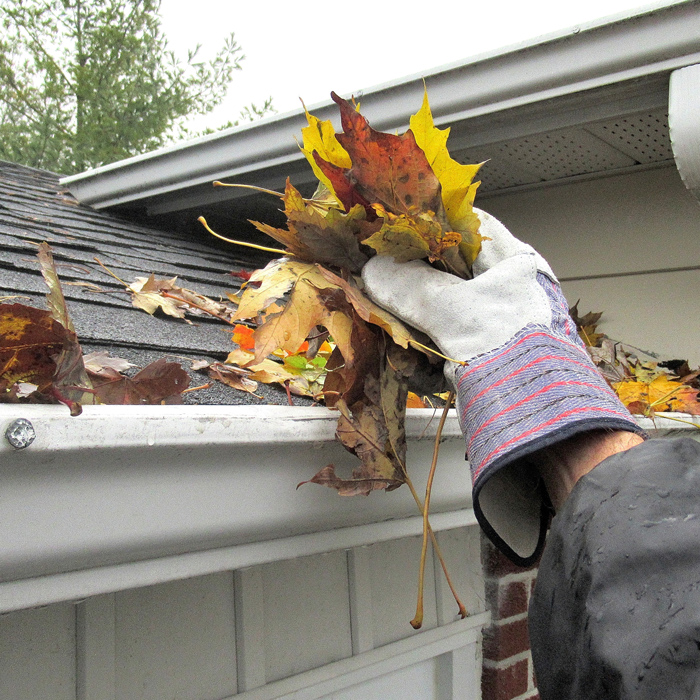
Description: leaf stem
xmin=213 ymin=181 xmax=284 ymax=199
xmin=94 ymin=257 xmax=129 ymax=287
xmin=409 ymin=391 xmax=465 ymax=629
xmin=409 ymin=340 xmax=467 ymax=366
xmin=198 ymin=217 xmax=287 ymax=255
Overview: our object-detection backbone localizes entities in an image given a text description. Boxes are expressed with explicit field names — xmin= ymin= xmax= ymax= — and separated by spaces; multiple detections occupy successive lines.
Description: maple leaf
xmin=235 ymin=259 xmax=316 ymax=321
xmin=37 ymin=242 xmax=76 ymax=333
xmin=128 ymin=275 xmax=188 ymax=319
xmin=299 ymin=337 xmax=413 ymax=495
xmin=0 ymin=303 xmax=90 ymax=415
xmin=409 ymin=89 xmax=483 ymax=243
xmin=300 ymin=102 xmax=352 ymax=206
xmin=364 ymin=205 xmax=463 ymax=270
xmin=232 ymin=324 xmax=255 ymax=351
xmin=37 ymin=243 xmax=95 ymax=412
xmin=570 ymin=302 xmax=606 ymax=348
xmin=88 ymin=358 xmax=190 ymax=405
xmin=251 ymin=180 xmax=372 ymax=272
xmin=314 ymin=92 xmax=442 ymax=216
xmin=406 ymin=391 xmax=428 ymax=408
xmin=225 ymin=348 xmax=326 ymax=398
xmin=0 ymin=303 xmax=68 ymax=390
xmin=614 ymin=375 xmax=700 ymax=415
xmin=252 ymin=271 xmax=331 ymax=363
xmin=83 ymin=351 xmax=135 ymax=373
xmin=315 ymin=266 xmax=420 ymax=352
xmin=206 ymin=362 xmax=260 ymax=397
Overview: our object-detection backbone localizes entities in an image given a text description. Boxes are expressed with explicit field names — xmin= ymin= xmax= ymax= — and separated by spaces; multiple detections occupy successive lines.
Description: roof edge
xmin=62 ymin=0 xmax=700 ymax=210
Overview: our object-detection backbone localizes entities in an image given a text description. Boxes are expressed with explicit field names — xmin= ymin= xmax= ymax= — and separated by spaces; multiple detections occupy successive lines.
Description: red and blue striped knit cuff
xmin=455 ymin=274 xmax=645 ymax=562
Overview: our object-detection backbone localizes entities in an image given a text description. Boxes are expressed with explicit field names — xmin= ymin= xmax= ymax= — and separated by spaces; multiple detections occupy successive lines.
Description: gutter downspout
xmin=669 ymin=63 xmax=700 ymax=203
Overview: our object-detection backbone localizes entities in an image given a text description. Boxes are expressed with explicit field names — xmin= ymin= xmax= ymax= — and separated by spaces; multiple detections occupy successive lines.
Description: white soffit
xmin=61 ymin=0 xmax=700 ymax=212
xmin=669 ymin=63 xmax=700 ymax=200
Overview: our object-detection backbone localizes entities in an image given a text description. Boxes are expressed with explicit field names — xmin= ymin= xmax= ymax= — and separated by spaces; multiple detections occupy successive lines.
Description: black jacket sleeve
xmin=529 ymin=437 xmax=700 ymax=700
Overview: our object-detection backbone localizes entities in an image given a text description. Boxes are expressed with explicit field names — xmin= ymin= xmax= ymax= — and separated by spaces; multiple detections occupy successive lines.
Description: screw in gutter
xmin=5 ymin=418 xmax=36 ymax=449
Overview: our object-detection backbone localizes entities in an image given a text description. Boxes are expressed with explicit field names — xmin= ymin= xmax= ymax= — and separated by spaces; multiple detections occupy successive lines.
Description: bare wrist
xmin=537 ymin=430 xmax=645 ymax=511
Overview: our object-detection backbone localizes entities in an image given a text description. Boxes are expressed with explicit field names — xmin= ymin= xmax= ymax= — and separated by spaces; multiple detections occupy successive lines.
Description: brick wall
xmin=481 ymin=536 xmax=540 ymax=700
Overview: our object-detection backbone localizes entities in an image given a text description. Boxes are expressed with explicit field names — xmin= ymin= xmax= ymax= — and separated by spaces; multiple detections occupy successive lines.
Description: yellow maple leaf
xmin=409 ymin=89 xmax=483 ymax=262
xmin=300 ymin=104 xmax=352 ymax=207
xmin=364 ymin=205 xmax=463 ymax=270
xmin=235 ymin=259 xmax=317 ymax=321
xmin=614 ymin=375 xmax=700 ymax=415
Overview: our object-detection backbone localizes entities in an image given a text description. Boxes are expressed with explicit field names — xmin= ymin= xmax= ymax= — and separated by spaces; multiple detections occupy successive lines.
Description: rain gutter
xmin=1 ymin=405 xmax=697 ymax=615
xmin=0 ymin=404 xmax=475 ymax=613
xmin=61 ymin=0 xmax=700 ymax=213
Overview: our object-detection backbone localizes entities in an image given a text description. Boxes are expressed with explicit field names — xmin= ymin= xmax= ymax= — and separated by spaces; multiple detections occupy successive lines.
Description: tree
xmin=0 ymin=0 xmax=267 ymax=174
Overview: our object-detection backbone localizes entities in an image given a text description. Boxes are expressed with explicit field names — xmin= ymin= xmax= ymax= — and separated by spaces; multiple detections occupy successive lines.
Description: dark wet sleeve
xmin=529 ymin=437 xmax=700 ymax=700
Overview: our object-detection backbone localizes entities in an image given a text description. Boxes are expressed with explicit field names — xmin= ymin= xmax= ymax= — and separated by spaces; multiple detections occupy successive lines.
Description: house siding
xmin=481 ymin=164 xmax=700 ymax=366
xmin=0 ymin=527 xmax=487 ymax=700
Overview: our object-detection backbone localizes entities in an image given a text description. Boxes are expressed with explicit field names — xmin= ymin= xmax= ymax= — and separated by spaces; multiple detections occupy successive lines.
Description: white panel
xmin=561 ymin=269 xmax=700 ymax=367
xmin=0 ymin=604 xmax=75 ymax=700
xmin=433 ymin=527 xmax=486 ymax=625
xmin=114 ymin=573 xmax=236 ymax=700
xmin=586 ymin=112 xmax=673 ymax=163
xmin=368 ymin=536 xmax=438 ymax=648
xmin=480 ymin=165 xmax=700 ymax=279
xmin=77 ymin=594 xmax=116 ymax=700
xmin=324 ymin=657 xmax=438 ymax=700
xmin=436 ymin=646 xmax=482 ymax=700
xmin=261 ymin=551 xmax=353 ymax=682
xmin=227 ymin=613 xmax=489 ymax=700
xmin=347 ymin=547 xmax=374 ymax=655
xmin=234 ymin=568 xmax=267 ymax=692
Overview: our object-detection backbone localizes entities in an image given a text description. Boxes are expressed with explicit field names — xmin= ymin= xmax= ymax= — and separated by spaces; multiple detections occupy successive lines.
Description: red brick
xmin=499 ymin=580 xmax=529 ymax=619
xmin=482 ymin=659 xmax=529 ymax=700
xmin=522 ymin=692 xmax=540 ymax=700
xmin=482 ymin=537 xmax=540 ymax=577
xmin=483 ymin=618 xmax=530 ymax=661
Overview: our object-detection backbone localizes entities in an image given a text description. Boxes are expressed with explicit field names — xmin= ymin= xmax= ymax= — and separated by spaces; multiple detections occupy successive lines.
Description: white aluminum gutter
xmin=1 ymin=404 xmax=697 ymax=614
xmin=0 ymin=404 xmax=475 ymax=613
xmin=61 ymin=0 xmax=700 ymax=212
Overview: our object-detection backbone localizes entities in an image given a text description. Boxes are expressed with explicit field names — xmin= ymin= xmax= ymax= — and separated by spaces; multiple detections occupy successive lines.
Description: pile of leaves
xmin=201 ymin=90 xmax=485 ymax=495
xmin=571 ymin=304 xmax=700 ymax=418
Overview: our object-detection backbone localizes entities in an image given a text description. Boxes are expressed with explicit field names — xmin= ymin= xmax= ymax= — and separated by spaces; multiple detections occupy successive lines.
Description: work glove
xmin=361 ymin=209 xmax=644 ymax=564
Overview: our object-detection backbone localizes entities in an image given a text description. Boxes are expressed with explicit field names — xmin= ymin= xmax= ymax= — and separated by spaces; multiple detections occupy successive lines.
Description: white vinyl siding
xmin=0 ymin=528 xmax=487 ymax=700
xmin=481 ymin=165 xmax=700 ymax=366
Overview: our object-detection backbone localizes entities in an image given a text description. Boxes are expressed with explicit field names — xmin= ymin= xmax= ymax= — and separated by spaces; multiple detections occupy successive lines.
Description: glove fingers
xmin=361 ymin=256 xmax=468 ymax=336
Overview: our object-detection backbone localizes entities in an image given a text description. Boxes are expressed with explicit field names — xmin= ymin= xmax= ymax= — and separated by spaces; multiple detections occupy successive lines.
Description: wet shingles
xmin=0 ymin=160 xmax=293 ymax=406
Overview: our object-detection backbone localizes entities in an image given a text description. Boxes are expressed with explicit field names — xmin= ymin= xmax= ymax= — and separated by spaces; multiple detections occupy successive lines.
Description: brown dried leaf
xmin=89 ymin=358 xmax=189 ymax=405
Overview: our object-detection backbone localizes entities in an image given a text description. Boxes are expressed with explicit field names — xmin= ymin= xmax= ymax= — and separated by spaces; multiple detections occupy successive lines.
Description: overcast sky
xmin=159 ymin=0 xmax=660 ymax=133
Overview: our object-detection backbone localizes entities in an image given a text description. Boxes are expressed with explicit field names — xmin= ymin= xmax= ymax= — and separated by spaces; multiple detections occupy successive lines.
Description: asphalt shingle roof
xmin=0 ymin=160 xmax=309 ymax=406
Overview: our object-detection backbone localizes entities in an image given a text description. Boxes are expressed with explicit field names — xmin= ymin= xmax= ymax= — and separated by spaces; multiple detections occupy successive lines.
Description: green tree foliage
xmin=0 ymin=0 xmax=266 ymax=174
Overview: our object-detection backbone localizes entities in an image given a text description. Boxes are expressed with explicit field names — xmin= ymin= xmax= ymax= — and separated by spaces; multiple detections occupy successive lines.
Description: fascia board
xmin=61 ymin=0 xmax=700 ymax=211
xmin=0 ymin=404 xmax=472 ymax=611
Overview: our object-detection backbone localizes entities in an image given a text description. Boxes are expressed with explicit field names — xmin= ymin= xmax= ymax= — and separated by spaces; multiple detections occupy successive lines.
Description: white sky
xmin=159 ymin=0 xmax=658 ymax=133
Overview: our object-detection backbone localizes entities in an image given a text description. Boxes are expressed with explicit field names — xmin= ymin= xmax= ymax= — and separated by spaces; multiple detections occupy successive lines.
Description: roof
xmin=60 ymin=0 xmax=700 ymax=236
xmin=0 ymin=160 xmax=305 ymax=406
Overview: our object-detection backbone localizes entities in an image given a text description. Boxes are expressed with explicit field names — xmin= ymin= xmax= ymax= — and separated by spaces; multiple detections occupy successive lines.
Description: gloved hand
xmin=361 ymin=209 xmax=645 ymax=564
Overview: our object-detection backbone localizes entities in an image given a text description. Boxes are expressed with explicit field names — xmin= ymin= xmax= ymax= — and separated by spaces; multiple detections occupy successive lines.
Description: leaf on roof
xmin=88 ymin=358 xmax=190 ymax=405
xmin=37 ymin=242 xmax=75 ymax=333
xmin=83 ymin=351 xmax=135 ymax=374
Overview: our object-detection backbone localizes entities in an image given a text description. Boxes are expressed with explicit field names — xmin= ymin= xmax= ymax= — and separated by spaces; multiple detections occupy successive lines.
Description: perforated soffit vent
xmin=461 ymin=110 xmax=674 ymax=194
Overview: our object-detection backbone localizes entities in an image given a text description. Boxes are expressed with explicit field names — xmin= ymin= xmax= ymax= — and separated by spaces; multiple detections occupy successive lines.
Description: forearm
xmin=536 ymin=429 xmax=645 ymax=510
